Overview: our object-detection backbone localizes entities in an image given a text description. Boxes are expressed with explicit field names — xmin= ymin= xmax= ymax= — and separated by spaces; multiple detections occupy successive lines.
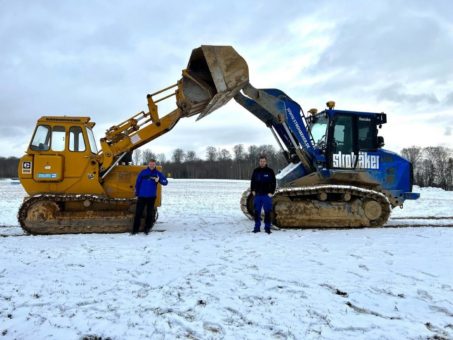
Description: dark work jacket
xmin=251 ymin=166 xmax=276 ymax=195
xmin=135 ymin=167 xmax=168 ymax=198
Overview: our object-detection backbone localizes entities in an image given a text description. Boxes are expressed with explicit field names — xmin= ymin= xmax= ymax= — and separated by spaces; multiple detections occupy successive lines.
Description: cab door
xmin=64 ymin=126 xmax=91 ymax=179
xmin=32 ymin=125 xmax=65 ymax=182
xmin=328 ymin=114 xmax=355 ymax=168
xmin=328 ymin=113 xmax=379 ymax=170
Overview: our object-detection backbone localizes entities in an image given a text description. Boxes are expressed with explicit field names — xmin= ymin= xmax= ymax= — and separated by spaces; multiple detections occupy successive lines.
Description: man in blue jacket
xmin=132 ymin=159 xmax=168 ymax=234
xmin=250 ymin=155 xmax=276 ymax=234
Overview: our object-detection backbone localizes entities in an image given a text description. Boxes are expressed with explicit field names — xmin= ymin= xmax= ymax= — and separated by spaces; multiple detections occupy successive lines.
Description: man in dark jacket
xmin=250 ymin=155 xmax=276 ymax=234
xmin=132 ymin=159 xmax=168 ymax=234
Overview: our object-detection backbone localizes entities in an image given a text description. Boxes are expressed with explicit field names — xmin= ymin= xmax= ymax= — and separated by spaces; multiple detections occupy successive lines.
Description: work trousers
xmin=254 ymin=194 xmax=272 ymax=231
xmin=132 ymin=197 xmax=156 ymax=233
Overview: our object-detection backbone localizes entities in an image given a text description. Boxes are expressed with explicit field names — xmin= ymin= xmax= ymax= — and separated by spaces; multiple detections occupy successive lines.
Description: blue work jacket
xmin=135 ymin=167 xmax=168 ymax=198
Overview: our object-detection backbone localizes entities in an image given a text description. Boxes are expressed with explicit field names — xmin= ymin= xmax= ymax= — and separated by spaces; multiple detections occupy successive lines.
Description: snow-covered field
xmin=0 ymin=179 xmax=452 ymax=339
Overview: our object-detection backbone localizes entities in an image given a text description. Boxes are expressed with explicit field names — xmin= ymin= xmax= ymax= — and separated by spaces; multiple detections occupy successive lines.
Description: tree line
xmin=1 ymin=145 xmax=452 ymax=190
xmin=0 ymin=157 xmax=19 ymax=178
xmin=133 ymin=145 xmax=288 ymax=180
xmin=401 ymin=146 xmax=453 ymax=190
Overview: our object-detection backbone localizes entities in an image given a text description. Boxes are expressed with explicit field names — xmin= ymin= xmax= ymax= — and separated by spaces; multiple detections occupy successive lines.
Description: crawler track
xmin=241 ymin=185 xmax=392 ymax=228
xmin=17 ymin=194 xmax=156 ymax=235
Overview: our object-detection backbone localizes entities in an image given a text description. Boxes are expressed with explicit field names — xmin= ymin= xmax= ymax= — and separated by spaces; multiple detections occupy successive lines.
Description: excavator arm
xmin=98 ymin=83 xmax=184 ymax=172
xmin=234 ymin=85 xmax=326 ymax=173
xmin=97 ymin=45 xmax=249 ymax=174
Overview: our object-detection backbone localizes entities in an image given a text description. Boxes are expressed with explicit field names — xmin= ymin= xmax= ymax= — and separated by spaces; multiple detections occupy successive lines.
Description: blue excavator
xmin=186 ymin=46 xmax=419 ymax=228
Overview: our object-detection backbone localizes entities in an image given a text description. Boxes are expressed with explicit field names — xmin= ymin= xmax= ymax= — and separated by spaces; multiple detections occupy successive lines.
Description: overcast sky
xmin=0 ymin=0 xmax=452 ymax=159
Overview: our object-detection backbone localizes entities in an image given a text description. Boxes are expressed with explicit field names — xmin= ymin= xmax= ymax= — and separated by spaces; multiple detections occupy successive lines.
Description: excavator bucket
xmin=180 ymin=45 xmax=249 ymax=119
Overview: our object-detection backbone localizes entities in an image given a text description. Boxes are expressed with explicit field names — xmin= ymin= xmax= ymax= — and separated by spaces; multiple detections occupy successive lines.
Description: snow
xmin=1 ymin=179 xmax=452 ymax=339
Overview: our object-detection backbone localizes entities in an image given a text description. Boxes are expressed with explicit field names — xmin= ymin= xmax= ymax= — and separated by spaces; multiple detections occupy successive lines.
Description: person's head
xmin=258 ymin=155 xmax=267 ymax=168
xmin=148 ymin=159 xmax=157 ymax=170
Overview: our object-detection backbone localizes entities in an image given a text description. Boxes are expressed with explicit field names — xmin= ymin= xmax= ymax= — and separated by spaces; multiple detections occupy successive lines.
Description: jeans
xmin=254 ymin=194 xmax=272 ymax=231
xmin=132 ymin=197 xmax=156 ymax=233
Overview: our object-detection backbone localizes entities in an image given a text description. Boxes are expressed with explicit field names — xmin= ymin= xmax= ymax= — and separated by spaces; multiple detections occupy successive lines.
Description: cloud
xmin=445 ymin=126 xmax=452 ymax=136
xmin=377 ymin=83 xmax=439 ymax=105
xmin=312 ymin=3 xmax=453 ymax=78
xmin=295 ymin=1 xmax=453 ymax=114
xmin=445 ymin=92 xmax=453 ymax=106
xmin=0 ymin=0 xmax=452 ymax=158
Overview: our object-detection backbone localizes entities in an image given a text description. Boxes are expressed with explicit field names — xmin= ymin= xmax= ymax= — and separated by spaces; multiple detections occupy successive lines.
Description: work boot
xmin=265 ymin=229 xmax=271 ymax=234
xmin=144 ymin=224 xmax=153 ymax=235
xmin=252 ymin=229 xmax=260 ymax=233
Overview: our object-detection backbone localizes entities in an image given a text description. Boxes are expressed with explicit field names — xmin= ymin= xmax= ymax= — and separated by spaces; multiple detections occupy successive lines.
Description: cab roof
xmin=37 ymin=116 xmax=96 ymax=127
xmin=316 ymin=109 xmax=387 ymax=124
xmin=38 ymin=116 xmax=92 ymax=123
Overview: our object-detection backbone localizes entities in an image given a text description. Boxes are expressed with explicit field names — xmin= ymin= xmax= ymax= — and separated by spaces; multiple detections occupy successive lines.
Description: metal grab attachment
xmin=178 ymin=45 xmax=249 ymax=119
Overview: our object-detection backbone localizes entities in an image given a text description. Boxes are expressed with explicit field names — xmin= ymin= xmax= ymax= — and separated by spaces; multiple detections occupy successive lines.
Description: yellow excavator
xmin=18 ymin=45 xmax=419 ymax=234
xmin=18 ymin=46 xmax=249 ymax=234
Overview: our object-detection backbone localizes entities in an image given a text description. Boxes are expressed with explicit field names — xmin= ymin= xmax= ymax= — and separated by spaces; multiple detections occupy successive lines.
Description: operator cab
xmin=20 ymin=116 xmax=99 ymax=185
xmin=308 ymin=108 xmax=386 ymax=169
xmin=28 ymin=117 xmax=98 ymax=154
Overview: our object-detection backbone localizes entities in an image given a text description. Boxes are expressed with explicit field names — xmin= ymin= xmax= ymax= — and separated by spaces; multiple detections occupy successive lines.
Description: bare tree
xmin=142 ymin=149 xmax=157 ymax=164
xmin=425 ymin=146 xmax=450 ymax=189
xmin=233 ymin=144 xmax=245 ymax=161
xmin=157 ymin=153 xmax=166 ymax=164
xmin=401 ymin=146 xmax=422 ymax=178
xmin=133 ymin=149 xmax=142 ymax=165
xmin=447 ymin=158 xmax=453 ymax=190
xmin=420 ymin=158 xmax=436 ymax=187
xmin=186 ymin=150 xmax=198 ymax=162
xmin=401 ymin=146 xmax=422 ymax=165
xmin=206 ymin=146 xmax=217 ymax=162
xmin=218 ymin=148 xmax=232 ymax=161
xmin=247 ymin=145 xmax=259 ymax=161
xmin=172 ymin=148 xmax=185 ymax=163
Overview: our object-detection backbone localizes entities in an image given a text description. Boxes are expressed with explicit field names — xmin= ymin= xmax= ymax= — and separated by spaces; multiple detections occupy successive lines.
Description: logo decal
xmin=22 ymin=161 xmax=32 ymax=174
xmin=286 ymin=107 xmax=311 ymax=149
xmin=333 ymin=152 xmax=379 ymax=169
xmin=37 ymin=173 xmax=57 ymax=179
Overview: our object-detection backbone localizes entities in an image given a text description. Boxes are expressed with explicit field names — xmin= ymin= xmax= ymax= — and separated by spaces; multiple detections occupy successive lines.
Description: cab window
xmin=30 ymin=125 xmax=51 ymax=151
xmin=358 ymin=117 xmax=376 ymax=150
xmin=310 ymin=115 xmax=328 ymax=147
xmin=69 ymin=126 xmax=86 ymax=152
xmin=332 ymin=115 xmax=353 ymax=154
xmin=86 ymin=127 xmax=98 ymax=154
xmin=51 ymin=126 xmax=66 ymax=152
